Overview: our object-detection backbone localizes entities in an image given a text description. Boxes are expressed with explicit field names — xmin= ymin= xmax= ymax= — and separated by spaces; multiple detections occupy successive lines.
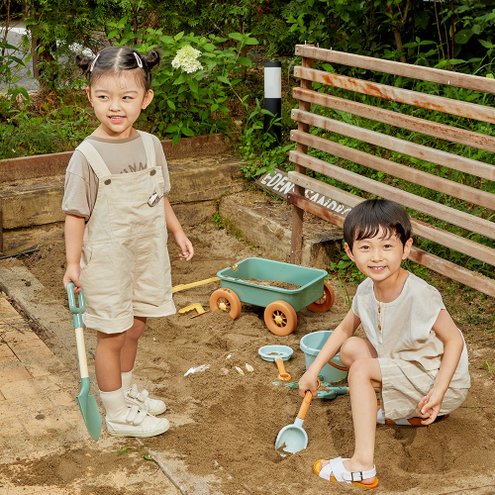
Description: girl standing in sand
xmin=298 ymin=199 xmax=470 ymax=489
xmin=62 ymin=46 xmax=193 ymax=437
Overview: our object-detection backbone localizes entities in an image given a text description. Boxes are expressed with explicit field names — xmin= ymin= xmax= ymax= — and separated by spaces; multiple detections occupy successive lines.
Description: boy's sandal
xmin=313 ymin=457 xmax=379 ymax=490
xmin=384 ymin=417 xmax=424 ymax=426
xmin=377 ymin=407 xmax=423 ymax=426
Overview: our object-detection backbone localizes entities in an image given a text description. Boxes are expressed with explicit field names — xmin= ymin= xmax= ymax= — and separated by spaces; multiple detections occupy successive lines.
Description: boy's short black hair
xmin=343 ymin=199 xmax=412 ymax=250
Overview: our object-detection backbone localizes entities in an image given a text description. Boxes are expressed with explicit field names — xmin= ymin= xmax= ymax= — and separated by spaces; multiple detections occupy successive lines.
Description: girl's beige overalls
xmin=77 ymin=131 xmax=175 ymax=334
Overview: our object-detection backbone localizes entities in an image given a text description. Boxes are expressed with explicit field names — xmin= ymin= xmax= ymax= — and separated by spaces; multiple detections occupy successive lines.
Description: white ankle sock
xmin=99 ymin=388 xmax=128 ymax=420
xmin=377 ymin=407 xmax=385 ymax=424
xmin=121 ymin=370 xmax=133 ymax=391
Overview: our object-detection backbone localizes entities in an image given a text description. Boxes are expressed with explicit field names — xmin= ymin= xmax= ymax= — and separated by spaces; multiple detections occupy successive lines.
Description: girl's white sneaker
xmin=106 ymin=406 xmax=170 ymax=437
xmin=124 ymin=384 xmax=167 ymax=415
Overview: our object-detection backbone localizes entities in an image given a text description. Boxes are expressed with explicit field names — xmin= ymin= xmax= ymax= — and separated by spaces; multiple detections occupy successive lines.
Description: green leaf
xmin=187 ymin=78 xmax=199 ymax=94
xmin=454 ymin=29 xmax=473 ymax=45
xmin=60 ymin=106 xmax=74 ymax=116
xmin=472 ymin=24 xmax=481 ymax=35
xmin=244 ymin=37 xmax=259 ymax=45
xmin=202 ymin=43 xmax=216 ymax=52
xmin=173 ymin=74 xmax=186 ymax=85
xmin=479 ymin=39 xmax=494 ymax=49
xmin=237 ymin=56 xmax=253 ymax=67
xmin=181 ymin=126 xmax=195 ymax=137
xmin=228 ymin=32 xmax=243 ymax=41
xmin=216 ymin=75 xmax=230 ymax=84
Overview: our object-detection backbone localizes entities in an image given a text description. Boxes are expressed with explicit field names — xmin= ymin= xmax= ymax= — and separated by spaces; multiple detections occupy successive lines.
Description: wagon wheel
xmin=307 ymin=281 xmax=335 ymax=313
xmin=264 ymin=300 xmax=298 ymax=336
xmin=209 ymin=288 xmax=241 ymax=320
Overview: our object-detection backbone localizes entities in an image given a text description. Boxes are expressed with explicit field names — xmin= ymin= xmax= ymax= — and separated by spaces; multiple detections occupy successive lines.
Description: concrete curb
xmin=219 ymin=190 xmax=342 ymax=268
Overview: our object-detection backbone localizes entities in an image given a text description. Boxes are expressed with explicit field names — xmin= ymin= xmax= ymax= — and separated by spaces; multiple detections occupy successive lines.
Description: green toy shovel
xmin=67 ymin=283 xmax=102 ymax=441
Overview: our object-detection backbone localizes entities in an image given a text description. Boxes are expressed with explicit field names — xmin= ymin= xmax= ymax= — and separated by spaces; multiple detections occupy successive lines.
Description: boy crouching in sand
xmin=298 ymin=199 xmax=470 ymax=489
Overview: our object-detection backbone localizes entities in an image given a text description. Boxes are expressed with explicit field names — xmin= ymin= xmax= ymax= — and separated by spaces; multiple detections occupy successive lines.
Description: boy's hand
xmin=298 ymin=371 xmax=319 ymax=398
xmin=417 ymin=388 xmax=444 ymax=425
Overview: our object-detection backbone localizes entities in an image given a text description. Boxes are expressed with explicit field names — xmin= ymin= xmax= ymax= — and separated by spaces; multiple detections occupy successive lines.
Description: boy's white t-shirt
xmin=62 ymin=132 xmax=170 ymax=220
xmin=351 ymin=272 xmax=471 ymax=389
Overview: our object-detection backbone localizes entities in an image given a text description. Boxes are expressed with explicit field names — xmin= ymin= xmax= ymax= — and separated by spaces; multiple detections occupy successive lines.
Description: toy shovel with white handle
xmin=67 ymin=283 xmax=102 ymax=441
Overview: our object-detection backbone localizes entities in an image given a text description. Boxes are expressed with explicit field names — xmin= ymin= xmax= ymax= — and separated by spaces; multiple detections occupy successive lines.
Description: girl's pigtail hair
xmin=142 ymin=50 xmax=161 ymax=70
xmin=75 ymin=54 xmax=94 ymax=74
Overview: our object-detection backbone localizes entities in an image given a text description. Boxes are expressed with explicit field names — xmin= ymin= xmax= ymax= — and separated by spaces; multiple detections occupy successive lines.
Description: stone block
xmin=219 ymin=190 xmax=342 ymax=268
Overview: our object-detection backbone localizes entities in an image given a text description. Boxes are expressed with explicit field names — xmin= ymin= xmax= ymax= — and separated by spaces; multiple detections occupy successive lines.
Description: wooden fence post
xmin=290 ymin=46 xmax=312 ymax=264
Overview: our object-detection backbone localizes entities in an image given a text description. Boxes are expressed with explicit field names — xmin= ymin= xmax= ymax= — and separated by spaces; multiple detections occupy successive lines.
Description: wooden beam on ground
xmin=0 ymin=134 xmax=231 ymax=182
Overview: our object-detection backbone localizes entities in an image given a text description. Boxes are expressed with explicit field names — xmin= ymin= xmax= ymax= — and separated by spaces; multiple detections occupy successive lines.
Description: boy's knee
xmin=348 ymin=359 xmax=369 ymax=384
xmin=340 ymin=336 xmax=367 ymax=365
xmin=347 ymin=357 xmax=381 ymax=386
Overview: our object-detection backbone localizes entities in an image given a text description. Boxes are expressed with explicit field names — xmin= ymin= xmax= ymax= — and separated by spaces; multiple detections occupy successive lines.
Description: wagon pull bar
xmin=172 ymin=276 xmax=219 ymax=293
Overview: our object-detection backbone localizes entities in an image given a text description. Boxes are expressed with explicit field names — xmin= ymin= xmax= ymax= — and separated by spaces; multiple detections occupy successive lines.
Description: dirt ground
xmin=3 ymin=204 xmax=495 ymax=495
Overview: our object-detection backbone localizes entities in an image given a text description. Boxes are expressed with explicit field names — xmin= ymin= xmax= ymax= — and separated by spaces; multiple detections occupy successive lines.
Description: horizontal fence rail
xmin=293 ymin=88 xmax=495 ymax=154
xmin=294 ymin=45 xmax=495 ymax=93
xmin=290 ymin=45 xmax=495 ymax=297
xmin=293 ymin=66 xmax=495 ymax=124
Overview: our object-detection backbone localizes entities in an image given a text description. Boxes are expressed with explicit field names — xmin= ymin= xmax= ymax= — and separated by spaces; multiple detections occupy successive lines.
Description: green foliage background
xmin=0 ymin=0 xmax=493 ymax=283
xmin=1 ymin=0 xmax=495 ymax=158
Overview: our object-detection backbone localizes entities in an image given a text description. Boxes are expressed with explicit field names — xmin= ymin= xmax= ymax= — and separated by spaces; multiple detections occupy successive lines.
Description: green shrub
xmin=106 ymin=21 xmax=259 ymax=143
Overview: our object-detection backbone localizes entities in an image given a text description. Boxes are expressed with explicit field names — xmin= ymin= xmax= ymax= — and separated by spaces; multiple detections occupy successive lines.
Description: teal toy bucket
xmin=300 ymin=330 xmax=348 ymax=384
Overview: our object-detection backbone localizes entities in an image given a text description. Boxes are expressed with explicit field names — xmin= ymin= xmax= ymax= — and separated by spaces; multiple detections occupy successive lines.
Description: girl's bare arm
xmin=63 ymin=214 xmax=86 ymax=288
xmin=163 ymin=197 xmax=194 ymax=261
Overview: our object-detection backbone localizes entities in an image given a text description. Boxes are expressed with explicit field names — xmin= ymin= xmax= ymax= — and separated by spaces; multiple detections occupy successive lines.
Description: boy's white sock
xmin=121 ymin=370 xmax=133 ymax=391
xmin=99 ymin=388 xmax=128 ymax=420
xmin=376 ymin=407 xmax=386 ymax=424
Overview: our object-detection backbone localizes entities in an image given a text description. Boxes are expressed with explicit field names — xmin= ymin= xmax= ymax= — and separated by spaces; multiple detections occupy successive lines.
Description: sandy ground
xmin=2 ymin=206 xmax=495 ymax=495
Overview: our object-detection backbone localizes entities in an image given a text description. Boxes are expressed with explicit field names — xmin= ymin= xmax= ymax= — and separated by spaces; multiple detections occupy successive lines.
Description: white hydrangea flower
xmin=171 ymin=45 xmax=203 ymax=74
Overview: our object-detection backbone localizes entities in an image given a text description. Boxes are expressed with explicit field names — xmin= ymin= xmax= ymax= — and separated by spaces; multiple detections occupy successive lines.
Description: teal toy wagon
xmin=209 ymin=257 xmax=335 ymax=336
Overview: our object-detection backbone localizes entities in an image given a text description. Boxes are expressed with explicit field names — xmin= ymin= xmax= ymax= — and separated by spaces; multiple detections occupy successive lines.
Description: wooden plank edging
xmin=0 ymin=134 xmax=230 ymax=182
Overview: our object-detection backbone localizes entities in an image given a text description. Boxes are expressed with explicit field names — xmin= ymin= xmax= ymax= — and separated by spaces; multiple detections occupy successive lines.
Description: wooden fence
xmin=288 ymin=45 xmax=495 ymax=297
